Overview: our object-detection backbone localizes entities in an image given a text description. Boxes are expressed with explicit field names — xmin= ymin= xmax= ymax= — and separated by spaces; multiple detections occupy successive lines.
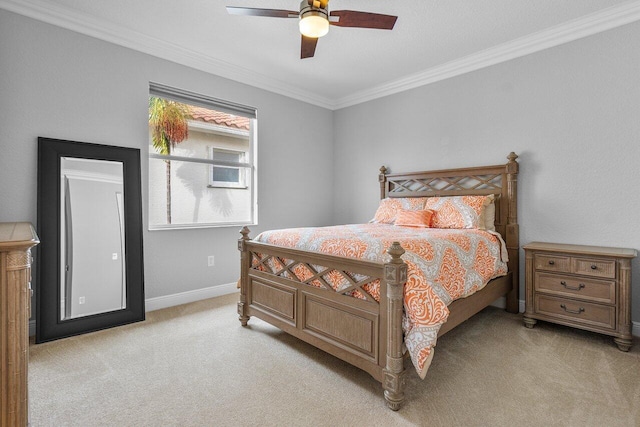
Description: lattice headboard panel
xmin=379 ymin=153 xmax=519 ymax=249
xmin=386 ymin=172 xmax=504 ymax=195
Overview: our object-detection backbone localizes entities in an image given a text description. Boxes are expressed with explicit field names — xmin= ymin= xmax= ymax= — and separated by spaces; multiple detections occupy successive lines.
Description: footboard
xmin=237 ymin=227 xmax=408 ymax=409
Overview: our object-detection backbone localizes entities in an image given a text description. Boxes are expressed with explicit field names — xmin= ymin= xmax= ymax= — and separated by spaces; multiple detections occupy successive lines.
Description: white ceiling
xmin=2 ymin=0 xmax=640 ymax=109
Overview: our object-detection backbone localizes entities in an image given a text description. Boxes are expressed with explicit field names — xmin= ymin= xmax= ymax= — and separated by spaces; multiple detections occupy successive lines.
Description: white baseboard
xmin=29 ymin=282 xmax=239 ymax=336
xmin=144 ymin=282 xmax=238 ymax=312
xmin=29 ymin=291 xmax=640 ymax=338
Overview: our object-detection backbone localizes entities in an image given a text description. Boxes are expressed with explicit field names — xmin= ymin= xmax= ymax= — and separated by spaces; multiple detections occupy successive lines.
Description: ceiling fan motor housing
xmin=299 ymin=0 xmax=330 ymax=38
xmin=300 ymin=0 xmax=328 ymax=20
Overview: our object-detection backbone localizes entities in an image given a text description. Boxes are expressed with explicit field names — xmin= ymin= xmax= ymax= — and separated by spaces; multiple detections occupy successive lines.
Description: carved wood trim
xmin=6 ymin=251 xmax=30 ymax=271
xmin=1 ymin=222 xmax=39 ymax=427
xmin=617 ymin=258 xmax=632 ymax=337
xmin=237 ymin=226 xmax=251 ymax=326
xmin=383 ymin=242 xmax=407 ymax=410
xmin=248 ymin=249 xmax=381 ymax=305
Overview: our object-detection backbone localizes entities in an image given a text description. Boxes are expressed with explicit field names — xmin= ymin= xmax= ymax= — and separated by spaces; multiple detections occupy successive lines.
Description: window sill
xmin=207 ymin=184 xmax=248 ymax=190
xmin=148 ymin=221 xmax=257 ymax=231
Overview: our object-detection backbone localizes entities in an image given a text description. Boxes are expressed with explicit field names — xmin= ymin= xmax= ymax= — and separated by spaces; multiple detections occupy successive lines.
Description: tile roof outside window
xmin=188 ymin=106 xmax=250 ymax=130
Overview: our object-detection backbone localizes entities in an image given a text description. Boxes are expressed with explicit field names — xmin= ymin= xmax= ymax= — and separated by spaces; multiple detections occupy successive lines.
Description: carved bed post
xmin=505 ymin=152 xmax=519 ymax=313
xmin=379 ymin=166 xmax=388 ymax=200
xmin=383 ymin=241 xmax=407 ymax=410
xmin=238 ymin=226 xmax=251 ymax=326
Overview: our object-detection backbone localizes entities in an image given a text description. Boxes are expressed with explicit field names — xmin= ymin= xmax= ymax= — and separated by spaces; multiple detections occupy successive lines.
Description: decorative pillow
xmin=425 ymin=195 xmax=494 ymax=229
xmin=371 ymin=197 xmax=428 ymax=224
xmin=394 ymin=209 xmax=434 ymax=228
xmin=483 ymin=197 xmax=496 ymax=232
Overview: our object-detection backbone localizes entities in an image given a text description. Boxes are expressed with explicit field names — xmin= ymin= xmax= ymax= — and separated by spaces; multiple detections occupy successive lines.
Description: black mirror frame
xmin=36 ymin=137 xmax=145 ymax=343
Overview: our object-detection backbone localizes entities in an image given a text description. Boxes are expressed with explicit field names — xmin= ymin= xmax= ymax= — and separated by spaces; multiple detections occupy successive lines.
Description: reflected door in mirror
xmin=60 ymin=157 xmax=127 ymax=320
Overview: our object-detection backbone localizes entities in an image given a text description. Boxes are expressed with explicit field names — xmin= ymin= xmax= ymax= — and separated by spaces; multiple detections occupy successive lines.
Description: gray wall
xmin=2 ymin=9 xmax=639 ymax=324
xmin=333 ymin=22 xmax=640 ymax=320
xmin=0 ymin=11 xmax=334 ymax=300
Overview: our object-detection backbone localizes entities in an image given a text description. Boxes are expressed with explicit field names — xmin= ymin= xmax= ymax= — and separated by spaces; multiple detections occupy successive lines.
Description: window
xmin=209 ymin=148 xmax=246 ymax=189
xmin=148 ymin=83 xmax=257 ymax=229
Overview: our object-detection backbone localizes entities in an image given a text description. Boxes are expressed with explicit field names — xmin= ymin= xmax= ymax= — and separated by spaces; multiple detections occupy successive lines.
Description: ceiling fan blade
xmin=226 ymin=6 xmax=298 ymax=18
xmin=301 ymin=36 xmax=318 ymax=59
xmin=330 ymin=10 xmax=397 ymax=30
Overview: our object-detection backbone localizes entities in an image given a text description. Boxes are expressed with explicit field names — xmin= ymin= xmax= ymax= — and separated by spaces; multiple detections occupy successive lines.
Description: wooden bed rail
xmin=237 ymin=227 xmax=408 ymax=410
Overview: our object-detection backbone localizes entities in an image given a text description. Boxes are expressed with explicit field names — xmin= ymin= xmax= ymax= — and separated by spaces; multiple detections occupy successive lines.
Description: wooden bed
xmin=237 ymin=153 xmax=519 ymax=410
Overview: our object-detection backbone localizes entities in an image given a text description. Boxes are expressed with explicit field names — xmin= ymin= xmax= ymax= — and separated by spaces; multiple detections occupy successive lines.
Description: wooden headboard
xmin=378 ymin=152 xmax=520 ymax=311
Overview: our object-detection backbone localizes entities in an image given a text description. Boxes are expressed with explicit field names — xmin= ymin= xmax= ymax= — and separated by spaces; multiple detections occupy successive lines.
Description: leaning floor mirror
xmin=37 ymin=137 xmax=145 ymax=343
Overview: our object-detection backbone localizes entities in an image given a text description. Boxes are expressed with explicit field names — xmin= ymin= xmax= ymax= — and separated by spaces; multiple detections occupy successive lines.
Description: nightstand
xmin=523 ymin=242 xmax=637 ymax=351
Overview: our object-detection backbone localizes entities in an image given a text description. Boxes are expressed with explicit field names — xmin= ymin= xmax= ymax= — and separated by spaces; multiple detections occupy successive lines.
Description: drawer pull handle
xmin=560 ymin=304 xmax=585 ymax=315
xmin=548 ymin=260 xmax=555 ymax=265
xmin=591 ymin=265 xmax=597 ymax=270
xmin=560 ymin=281 xmax=585 ymax=291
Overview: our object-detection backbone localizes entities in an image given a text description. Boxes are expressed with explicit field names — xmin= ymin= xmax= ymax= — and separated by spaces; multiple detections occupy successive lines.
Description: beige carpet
xmin=29 ymin=293 xmax=640 ymax=426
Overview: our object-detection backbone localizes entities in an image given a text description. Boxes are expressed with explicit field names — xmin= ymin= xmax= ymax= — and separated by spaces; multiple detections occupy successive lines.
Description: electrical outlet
xmin=112 ymin=253 xmax=118 ymax=260
xmin=79 ymin=296 xmax=85 ymax=304
xmin=207 ymin=255 xmax=215 ymax=267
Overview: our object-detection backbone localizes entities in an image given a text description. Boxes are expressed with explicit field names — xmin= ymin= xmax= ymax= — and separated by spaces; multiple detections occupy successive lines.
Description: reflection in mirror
xmin=60 ymin=157 xmax=127 ymax=320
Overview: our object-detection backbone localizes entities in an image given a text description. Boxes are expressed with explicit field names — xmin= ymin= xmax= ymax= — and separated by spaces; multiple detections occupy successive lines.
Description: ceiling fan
xmin=226 ymin=0 xmax=397 ymax=59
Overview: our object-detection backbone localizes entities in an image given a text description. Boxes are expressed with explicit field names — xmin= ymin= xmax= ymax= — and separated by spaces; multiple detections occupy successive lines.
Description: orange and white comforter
xmin=253 ymin=223 xmax=508 ymax=378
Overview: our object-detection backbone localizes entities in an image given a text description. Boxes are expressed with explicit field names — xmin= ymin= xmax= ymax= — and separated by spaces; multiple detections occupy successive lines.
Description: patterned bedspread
xmin=253 ymin=223 xmax=508 ymax=379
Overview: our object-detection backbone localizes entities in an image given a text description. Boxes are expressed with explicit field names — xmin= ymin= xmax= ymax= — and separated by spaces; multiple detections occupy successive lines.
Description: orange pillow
xmin=371 ymin=198 xmax=403 ymax=224
xmin=371 ymin=197 xmax=428 ymax=224
xmin=394 ymin=209 xmax=434 ymax=228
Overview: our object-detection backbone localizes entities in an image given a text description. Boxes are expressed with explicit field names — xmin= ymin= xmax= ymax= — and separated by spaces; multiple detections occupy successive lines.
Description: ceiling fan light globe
xmin=299 ymin=13 xmax=329 ymax=38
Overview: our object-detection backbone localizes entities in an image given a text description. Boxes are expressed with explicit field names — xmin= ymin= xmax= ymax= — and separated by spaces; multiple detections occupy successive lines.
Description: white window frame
xmin=148 ymin=82 xmax=258 ymax=230
xmin=208 ymin=147 xmax=247 ymax=189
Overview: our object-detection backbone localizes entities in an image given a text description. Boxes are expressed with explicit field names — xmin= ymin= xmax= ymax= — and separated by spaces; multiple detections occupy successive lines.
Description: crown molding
xmin=2 ymin=0 xmax=640 ymax=111
xmin=0 ymin=0 xmax=335 ymax=109
xmin=333 ymin=1 xmax=640 ymax=109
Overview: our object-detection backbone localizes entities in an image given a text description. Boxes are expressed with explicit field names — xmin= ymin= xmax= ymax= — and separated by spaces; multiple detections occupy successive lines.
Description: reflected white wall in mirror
xmin=60 ymin=157 xmax=126 ymax=320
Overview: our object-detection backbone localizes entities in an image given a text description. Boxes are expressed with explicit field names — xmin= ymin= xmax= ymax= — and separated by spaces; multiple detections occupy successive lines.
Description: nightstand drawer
xmin=534 ymin=272 xmax=615 ymax=304
xmin=535 ymin=295 xmax=615 ymax=330
xmin=534 ymin=254 xmax=570 ymax=273
xmin=572 ymin=258 xmax=616 ymax=279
